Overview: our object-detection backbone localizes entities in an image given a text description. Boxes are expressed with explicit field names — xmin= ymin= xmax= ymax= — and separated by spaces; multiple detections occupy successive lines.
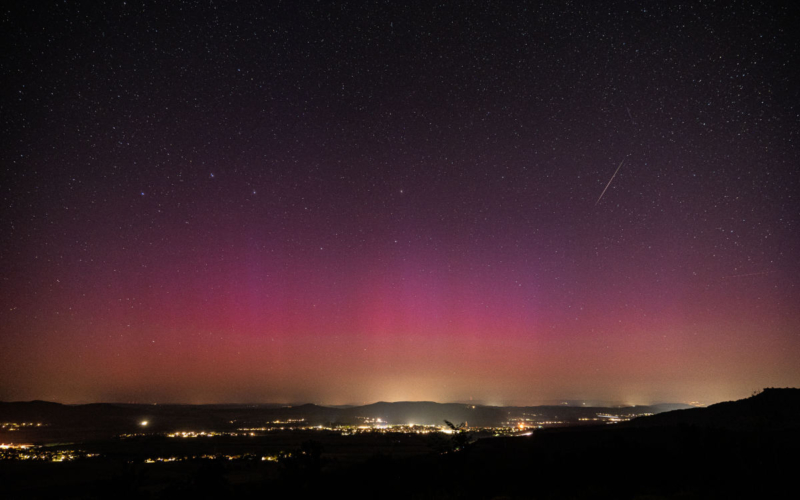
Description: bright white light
xmin=140 ymin=420 xmax=149 ymax=426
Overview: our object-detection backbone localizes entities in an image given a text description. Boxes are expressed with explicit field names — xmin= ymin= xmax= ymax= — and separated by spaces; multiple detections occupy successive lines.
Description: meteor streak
xmin=595 ymin=159 xmax=625 ymax=206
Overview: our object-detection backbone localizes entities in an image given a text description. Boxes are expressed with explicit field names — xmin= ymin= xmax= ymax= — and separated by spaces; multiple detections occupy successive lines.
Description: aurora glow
xmin=1 ymin=1 xmax=798 ymax=405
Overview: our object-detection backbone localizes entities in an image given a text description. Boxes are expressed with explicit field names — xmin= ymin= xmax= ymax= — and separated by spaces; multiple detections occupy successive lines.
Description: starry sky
xmin=1 ymin=1 xmax=798 ymax=405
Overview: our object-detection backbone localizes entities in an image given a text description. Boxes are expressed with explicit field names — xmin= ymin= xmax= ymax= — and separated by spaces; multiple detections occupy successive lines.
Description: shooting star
xmin=626 ymin=106 xmax=635 ymax=124
xmin=595 ymin=159 xmax=625 ymax=206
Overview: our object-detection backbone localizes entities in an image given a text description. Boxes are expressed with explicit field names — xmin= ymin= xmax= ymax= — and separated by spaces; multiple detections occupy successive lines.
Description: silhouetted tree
xmin=444 ymin=420 xmax=472 ymax=452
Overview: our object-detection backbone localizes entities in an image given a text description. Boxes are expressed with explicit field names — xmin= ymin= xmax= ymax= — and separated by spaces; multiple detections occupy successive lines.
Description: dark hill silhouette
xmin=319 ymin=388 xmax=800 ymax=499
xmin=0 ymin=400 xmax=138 ymax=423
xmin=626 ymin=387 xmax=800 ymax=431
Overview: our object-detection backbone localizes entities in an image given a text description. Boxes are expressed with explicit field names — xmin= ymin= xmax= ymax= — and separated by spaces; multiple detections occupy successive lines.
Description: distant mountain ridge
xmin=0 ymin=398 xmax=692 ymax=441
xmin=30 ymin=389 xmax=800 ymax=447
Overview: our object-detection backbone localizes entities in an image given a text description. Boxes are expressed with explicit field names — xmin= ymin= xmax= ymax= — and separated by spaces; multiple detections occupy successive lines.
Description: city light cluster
xmin=1 ymin=422 xmax=46 ymax=431
xmin=151 ymin=423 xmax=528 ymax=439
xmin=0 ymin=444 xmax=98 ymax=462
xmin=145 ymin=453 xmax=277 ymax=463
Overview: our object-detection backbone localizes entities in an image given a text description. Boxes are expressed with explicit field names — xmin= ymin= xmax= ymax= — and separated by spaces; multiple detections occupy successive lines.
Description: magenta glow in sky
xmin=1 ymin=1 xmax=798 ymax=405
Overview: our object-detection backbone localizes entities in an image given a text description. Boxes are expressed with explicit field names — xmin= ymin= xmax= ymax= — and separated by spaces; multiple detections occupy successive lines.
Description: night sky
xmin=2 ymin=1 xmax=798 ymax=406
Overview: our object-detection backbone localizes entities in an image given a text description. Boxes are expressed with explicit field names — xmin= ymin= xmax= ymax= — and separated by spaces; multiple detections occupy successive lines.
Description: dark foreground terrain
xmin=1 ymin=389 xmax=798 ymax=499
